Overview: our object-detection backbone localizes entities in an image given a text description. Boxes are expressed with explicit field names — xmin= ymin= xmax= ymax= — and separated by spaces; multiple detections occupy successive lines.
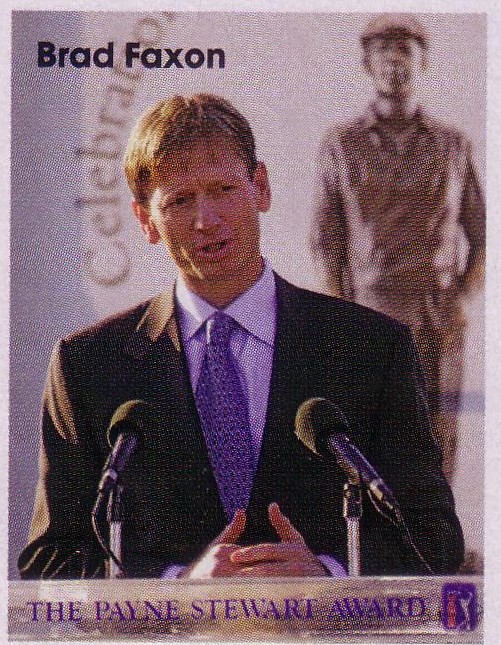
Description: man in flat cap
xmin=311 ymin=14 xmax=485 ymax=482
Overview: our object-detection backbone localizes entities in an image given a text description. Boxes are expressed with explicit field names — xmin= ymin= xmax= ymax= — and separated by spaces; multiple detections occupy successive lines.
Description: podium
xmin=9 ymin=575 xmax=482 ymax=642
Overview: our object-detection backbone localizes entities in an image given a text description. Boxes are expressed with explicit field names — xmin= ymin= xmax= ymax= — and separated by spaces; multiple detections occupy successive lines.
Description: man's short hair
xmin=124 ymin=93 xmax=258 ymax=204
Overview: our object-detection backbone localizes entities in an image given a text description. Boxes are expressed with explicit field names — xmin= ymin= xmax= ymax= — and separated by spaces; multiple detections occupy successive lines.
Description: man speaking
xmin=19 ymin=94 xmax=463 ymax=579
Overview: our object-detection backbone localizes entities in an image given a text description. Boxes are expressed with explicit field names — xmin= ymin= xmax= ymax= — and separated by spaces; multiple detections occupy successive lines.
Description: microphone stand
xmin=107 ymin=484 xmax=124 ymax=579
xmin=343 ymin=478 xmax=362 ymax=576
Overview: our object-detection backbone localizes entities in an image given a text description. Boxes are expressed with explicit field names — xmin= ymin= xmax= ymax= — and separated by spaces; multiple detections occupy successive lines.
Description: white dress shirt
xmin=175 ymin=259 xmax=276 ymax=463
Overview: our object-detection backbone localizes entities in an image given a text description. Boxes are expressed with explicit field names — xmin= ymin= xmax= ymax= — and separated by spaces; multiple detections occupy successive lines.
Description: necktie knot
xmin=209 ymin=311 xmax=235 ymax=347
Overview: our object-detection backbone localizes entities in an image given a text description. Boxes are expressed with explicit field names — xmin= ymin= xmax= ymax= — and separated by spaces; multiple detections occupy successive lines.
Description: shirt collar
xmin=175 ymin=259 xmax=276 ymax=346
xmin=362 ymin=101 xmax=431 ymax=132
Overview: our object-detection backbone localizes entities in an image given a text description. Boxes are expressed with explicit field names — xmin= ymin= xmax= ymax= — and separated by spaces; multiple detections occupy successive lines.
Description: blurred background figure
xmin=311 ymin=14 xmax=485 ymax=483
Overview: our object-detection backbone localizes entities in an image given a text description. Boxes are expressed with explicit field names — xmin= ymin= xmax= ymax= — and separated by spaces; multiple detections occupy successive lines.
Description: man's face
xmin=133 ymin=138 xmax=271 ymax=301
xmin=364 ymin=36 xmax=426 ymax=98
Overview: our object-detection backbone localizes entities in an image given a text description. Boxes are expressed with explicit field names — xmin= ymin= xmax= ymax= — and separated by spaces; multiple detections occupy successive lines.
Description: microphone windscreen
xmin=295 ymin=397 xmax=349 ymax=456
xmin=106 ymin=399 xmax=152 ymax=447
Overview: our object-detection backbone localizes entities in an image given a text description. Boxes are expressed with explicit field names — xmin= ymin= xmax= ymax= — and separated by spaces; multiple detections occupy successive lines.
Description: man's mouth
xmin=196 ymin=238 xmax=233 ymax=257
xmin=202 ymin=241 xmax=227 ymax=253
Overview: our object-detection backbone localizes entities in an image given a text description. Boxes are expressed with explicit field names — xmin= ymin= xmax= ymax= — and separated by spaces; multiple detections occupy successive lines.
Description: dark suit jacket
xmin=18 ymin=275 xmax=464 ymax=578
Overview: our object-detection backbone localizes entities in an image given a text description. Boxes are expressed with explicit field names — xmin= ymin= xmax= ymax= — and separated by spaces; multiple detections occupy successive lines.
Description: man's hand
xmin=229 ymin=503 xmax=327 ymax=577
xmin=179 ymin=508 xmax=247 ymax=578
xmin=180 ymin=503 xmax=327 ymax=578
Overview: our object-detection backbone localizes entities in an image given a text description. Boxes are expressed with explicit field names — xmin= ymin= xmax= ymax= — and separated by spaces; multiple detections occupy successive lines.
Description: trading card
xmin=5 ymin=3 xmax=494 ymax=643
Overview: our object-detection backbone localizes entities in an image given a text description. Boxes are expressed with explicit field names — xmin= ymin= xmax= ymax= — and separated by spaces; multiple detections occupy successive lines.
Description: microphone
xmin=295 ymin=397 xmax=399 ymax=513
xmin=98 ymin=399 xmax=152 ymax=494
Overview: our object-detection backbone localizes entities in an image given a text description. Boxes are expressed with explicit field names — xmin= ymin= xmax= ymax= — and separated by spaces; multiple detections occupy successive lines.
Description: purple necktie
xmin=195 ymin=312 xmax=254 ymax=521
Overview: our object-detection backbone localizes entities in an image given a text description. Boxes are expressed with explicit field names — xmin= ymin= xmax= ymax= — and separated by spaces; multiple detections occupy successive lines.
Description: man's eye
xmin=167 ymin=195 xmax=189 ymax=208
xmin=209 ymin=184 xmax=236 ymax=198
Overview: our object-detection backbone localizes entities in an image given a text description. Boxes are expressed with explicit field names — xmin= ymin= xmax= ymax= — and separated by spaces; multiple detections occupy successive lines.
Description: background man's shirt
xmin=312 ymin=102 xmax=486 ymax=323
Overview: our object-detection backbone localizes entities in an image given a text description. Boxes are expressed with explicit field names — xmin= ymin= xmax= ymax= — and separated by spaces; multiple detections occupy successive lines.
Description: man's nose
xmin=385 ymin=42 xmax=405 ymax=62
xmin=193 ymin=196 xmax=221 ymax=229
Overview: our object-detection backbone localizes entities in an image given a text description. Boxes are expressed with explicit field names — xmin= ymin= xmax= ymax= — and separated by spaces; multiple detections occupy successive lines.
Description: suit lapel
xmin=123 ymin=288 xmax=190 ymax=412
xmin=261 ymin=275 xmax=310 ymax=448
xmin=122 ymin=288 xmax=227 ymax=531
xmin=124 ymin=288 xmax=180 ymax=359
xmin=248 ymin=277 xmax=312 ymax=501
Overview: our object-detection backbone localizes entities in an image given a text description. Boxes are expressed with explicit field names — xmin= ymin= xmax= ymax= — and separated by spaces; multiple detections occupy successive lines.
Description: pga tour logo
xmin=441 ymin=583 xmax=477 ymax=631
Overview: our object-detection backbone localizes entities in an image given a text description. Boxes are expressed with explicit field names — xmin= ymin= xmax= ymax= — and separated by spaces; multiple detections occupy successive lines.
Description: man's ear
xmin=252 ymin=162 xmax=272 ymax=213
xmin=362 ymin=52 xmax=373 ymax=76
xmin=420 ymin=48 xmax=428 ymax=71
xmin=132 ymin=200 xmax=160 ymax=244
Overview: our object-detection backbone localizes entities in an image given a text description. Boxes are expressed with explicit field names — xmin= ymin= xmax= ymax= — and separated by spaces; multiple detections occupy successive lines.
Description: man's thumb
xmin=212 ymin=508 xmax=246 ymax=545
xmin=268 ymin=502 xmax=305 ymax=544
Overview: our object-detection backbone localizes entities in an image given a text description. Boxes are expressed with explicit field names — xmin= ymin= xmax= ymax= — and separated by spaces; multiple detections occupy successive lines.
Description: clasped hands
xmin=180 ymin=502 xmax=327 ymax=578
